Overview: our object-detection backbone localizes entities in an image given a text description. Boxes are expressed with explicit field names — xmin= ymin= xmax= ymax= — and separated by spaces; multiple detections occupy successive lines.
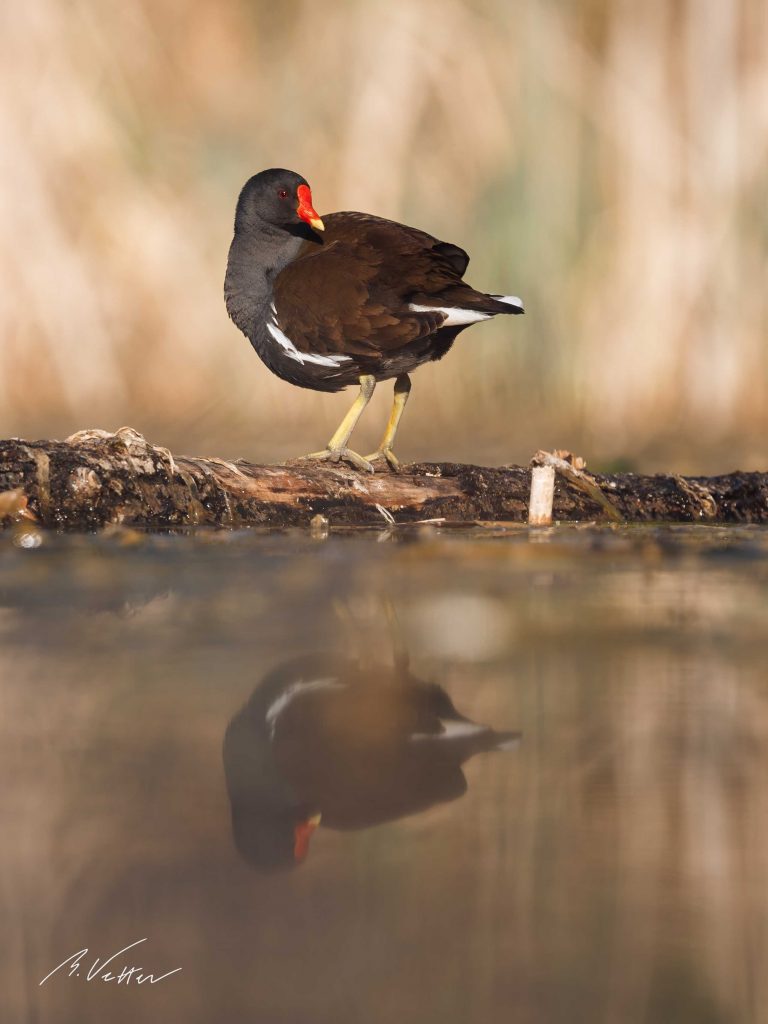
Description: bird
xmin=224 ymin=168 xmax=524 ymax=473
xmin=222 ymin=653 xmax=521 ymax=871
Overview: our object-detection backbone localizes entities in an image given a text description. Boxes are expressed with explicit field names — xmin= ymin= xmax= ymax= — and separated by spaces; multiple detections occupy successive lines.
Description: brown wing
xmin=272 ymin=213 xmax=471 ymax=358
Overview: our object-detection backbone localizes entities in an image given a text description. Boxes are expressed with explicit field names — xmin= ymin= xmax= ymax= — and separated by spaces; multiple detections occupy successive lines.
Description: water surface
xmin=3 ymin=524 xmax=768 ymax=1023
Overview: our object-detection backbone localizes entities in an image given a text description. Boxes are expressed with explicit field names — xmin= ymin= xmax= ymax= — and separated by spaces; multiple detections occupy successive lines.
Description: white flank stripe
xmin=267 ymin=319 xmax=351 ymax=368
xmin=265 ymin=677 xmax=344 ymax=737
xmin=408 ymin=303 xmax=490 ymax=327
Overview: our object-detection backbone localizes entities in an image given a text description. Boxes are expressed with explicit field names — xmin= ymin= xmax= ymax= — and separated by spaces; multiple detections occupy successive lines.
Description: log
xmin=0 ymin=427 xmax=766 ymax=531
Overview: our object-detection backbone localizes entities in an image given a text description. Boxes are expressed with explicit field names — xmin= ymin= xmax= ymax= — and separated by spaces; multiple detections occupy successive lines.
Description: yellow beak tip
xmin=309 ymin=217 xmax=325 ymax=232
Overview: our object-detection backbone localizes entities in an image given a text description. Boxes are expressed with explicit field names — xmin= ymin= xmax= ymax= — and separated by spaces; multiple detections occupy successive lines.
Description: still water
xmin=3 ymin=524 xmax=768 ymax=1023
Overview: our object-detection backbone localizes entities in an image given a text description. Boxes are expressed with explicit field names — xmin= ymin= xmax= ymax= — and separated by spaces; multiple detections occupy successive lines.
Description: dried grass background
xmin=1 ymin=0 xmax=767 ymax=471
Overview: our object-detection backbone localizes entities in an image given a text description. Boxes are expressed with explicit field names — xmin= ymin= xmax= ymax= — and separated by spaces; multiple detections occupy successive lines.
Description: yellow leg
xmin=366 ymin=373 xmax=411 ymax=472
xmin=305 ymin=375 xmax=376 ymax=473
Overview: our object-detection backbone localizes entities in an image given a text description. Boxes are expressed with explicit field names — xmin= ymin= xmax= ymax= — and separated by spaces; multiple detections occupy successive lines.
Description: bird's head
xmin=230 ymin=806 xmax=322 ymax=871
xmin=234 ymin=168 xmax=324 ymax=235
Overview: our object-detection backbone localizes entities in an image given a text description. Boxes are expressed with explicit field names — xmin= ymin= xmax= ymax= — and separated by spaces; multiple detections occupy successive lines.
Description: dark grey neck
xmin=224 ymin=219 xmax=315 ymax=339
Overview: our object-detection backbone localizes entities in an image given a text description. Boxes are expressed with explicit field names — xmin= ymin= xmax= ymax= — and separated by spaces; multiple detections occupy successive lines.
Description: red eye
xmin=278 ymin=189 xmax=288 ymax=199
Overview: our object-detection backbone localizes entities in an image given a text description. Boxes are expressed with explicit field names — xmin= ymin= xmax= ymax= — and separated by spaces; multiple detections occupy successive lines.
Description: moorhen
xmin=224 ymin=168 xmax=524 ymax=471
xmin=222 ymin=653 xmax=521 ymax=871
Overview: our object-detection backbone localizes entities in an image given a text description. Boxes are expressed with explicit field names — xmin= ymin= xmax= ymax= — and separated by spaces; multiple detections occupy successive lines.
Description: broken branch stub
xmin=528 ymin=465 xmax=556 ymax=526
xmin=530 ymin=450 xmax=624 ymax=523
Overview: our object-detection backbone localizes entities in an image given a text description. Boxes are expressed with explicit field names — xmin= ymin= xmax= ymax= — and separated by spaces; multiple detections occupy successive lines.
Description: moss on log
xmin=0 ymin=427 xmax=766 ymax=531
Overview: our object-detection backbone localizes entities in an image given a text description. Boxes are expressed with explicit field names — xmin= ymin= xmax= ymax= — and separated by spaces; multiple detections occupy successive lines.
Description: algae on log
xmin=0 ymin=428 xmax=766 ymax=530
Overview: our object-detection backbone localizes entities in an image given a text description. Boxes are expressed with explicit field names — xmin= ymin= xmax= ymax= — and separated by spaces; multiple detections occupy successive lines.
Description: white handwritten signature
xmin=39 ymin=937 xmax=182 ymax=987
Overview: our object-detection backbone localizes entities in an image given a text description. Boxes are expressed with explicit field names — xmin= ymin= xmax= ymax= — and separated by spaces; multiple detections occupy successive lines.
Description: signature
xmin=39 ymin=937 xmax=182 ymax=987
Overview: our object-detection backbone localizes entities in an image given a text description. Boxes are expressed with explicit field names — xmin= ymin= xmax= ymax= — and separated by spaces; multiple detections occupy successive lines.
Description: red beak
xmin=296 ymin=184 xmax=324 ymax=232
xmin=293 ymin=813 xmax=321 ymax=862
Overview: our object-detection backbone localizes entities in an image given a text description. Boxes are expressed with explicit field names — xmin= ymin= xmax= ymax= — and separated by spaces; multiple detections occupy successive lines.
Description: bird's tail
xmin=492 ymin=730 xmax=523 ymax=751
xmin=489 ymin=293 xmax=525 ymax=314
xmin=411 ymin=720 xmax=522 ymax=762
xmin=409 ymin=287 xmax=524 ymax=325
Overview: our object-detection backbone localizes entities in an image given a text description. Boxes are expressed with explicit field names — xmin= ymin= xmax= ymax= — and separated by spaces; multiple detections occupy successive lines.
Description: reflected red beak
xmin=293 ymin=813 xmax=321 ymax=862
xmin=296 ymin=184 xmax=324 ymax=232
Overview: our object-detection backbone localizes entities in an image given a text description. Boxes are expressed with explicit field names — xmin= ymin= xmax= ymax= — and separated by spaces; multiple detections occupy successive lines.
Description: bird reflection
xmin=223 ymin=653 xmax=521 ymax=871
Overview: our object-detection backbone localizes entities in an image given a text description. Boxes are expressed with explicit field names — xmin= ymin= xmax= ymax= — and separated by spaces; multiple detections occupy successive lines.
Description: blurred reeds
xmin=1 ymin=0 xmax=766 ymax=471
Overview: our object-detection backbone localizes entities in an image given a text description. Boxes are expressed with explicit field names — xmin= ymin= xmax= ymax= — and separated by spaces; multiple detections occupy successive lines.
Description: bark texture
xmin=0 ymin=428 xmax=766 ymax=530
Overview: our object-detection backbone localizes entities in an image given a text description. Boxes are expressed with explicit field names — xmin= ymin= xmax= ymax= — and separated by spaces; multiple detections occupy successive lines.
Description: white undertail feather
xmin=408 ymin=303 xmax=490 ymax=326
xmin=409 ymin=720 xmax=489 ymax=742
xmin=409 ymin=294 xmax=524 ymax=325
xmin=495 ymin=734 xmax=522 ymax=751
xmin=493 ymin=295 xmax=525 ymax=311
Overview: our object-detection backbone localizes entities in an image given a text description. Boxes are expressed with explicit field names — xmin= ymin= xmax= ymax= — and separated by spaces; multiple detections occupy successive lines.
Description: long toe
xmin=365 ymin=448 xmax=402 ymax=473
xmin=304 ymin=448 xmax=375 ymax=474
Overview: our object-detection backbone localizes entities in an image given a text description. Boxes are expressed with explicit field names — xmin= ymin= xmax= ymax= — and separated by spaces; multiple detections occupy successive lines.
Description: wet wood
xmin=0 ymin=427 xmax=766 ymax=530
